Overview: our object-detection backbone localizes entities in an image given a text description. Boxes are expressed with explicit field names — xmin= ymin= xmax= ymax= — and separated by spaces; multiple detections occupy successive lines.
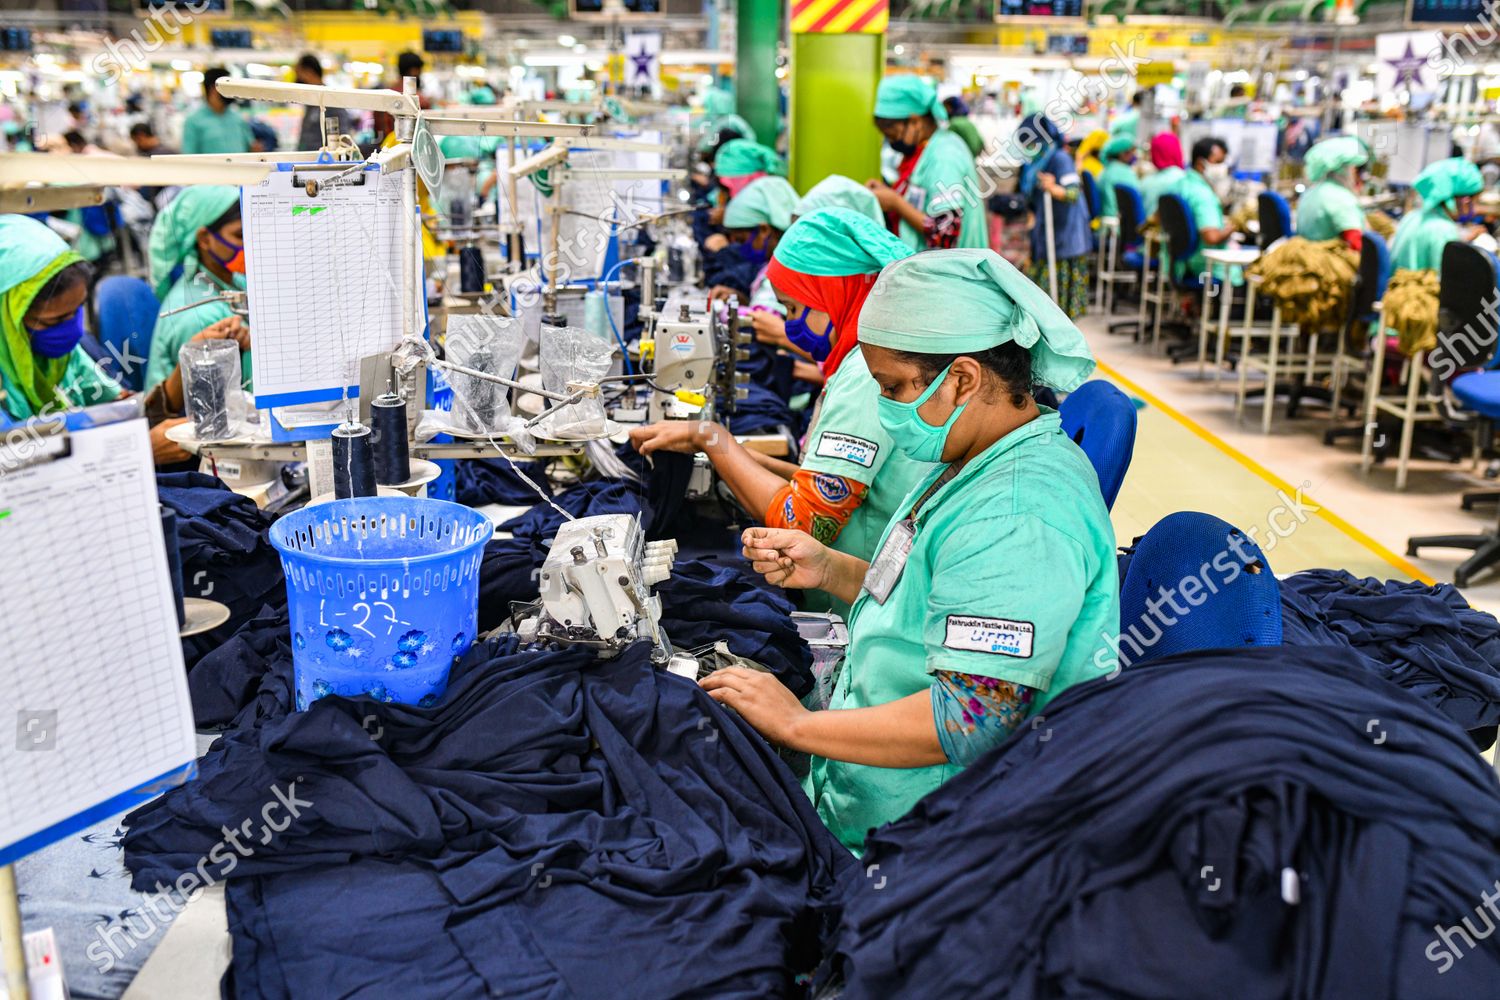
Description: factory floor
xmin=1077 ymin=312 xmax=1500 ymax=617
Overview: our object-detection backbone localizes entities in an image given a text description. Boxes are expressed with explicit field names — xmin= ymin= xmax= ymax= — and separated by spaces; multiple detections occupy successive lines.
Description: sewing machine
xmin=515 ymin=513 xmax=695 ymax=676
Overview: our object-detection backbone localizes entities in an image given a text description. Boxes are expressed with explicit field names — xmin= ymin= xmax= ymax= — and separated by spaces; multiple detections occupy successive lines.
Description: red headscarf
xmin=1150 ymin=132 xmax=1184 ymax=171
xmin=764 ymin=258 xmax=879 ymax=378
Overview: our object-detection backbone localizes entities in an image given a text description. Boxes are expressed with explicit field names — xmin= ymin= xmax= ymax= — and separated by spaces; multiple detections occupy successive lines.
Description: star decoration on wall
xmin=1386 ymin=40 xmax=1429 ymax=92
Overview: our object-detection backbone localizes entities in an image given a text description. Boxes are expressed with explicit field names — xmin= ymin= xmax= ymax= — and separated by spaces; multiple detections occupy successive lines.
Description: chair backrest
xmin=1058 ymin=380 xmax=1137 ymax=510
xmin=91 ymin=275 xmax=159 ymax=391
xmin=1345 ymin=230 xmax=1390 ymax=331
xmin=1115 ymin=184 xmax=1145 ymax=247
xmin=1079 ymin=170 xmax=1101 ymax=221
xmin=1118 ymin=511 xmax=1282 ymax=669
xmin=1156 ymin=193 xmax=1199 ymax=266
xmin=1257 ymin=191 xmax=1293 ymax=249
xmin=1431 ymin=242 xmax=1500 ymax=374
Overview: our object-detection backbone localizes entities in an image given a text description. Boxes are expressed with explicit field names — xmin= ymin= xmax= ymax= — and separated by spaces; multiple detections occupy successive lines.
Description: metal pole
xmin=507 ymin=124 xmax=522 ymax=268
xmin=1043 ymin=192 xmax=1059 ymax=304
xmin=398 ymin=76 xmax=418 ymax=352
xmin=0 ymin=865 xmax=28 ymax=1000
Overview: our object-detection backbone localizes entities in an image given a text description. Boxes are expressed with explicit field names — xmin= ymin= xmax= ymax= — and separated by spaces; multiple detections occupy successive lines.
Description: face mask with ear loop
xmin=784 ymin=307 xmax=834 ymax=362
xmin=206 ymin=228 xmax=246 ymax=274
xmin=876 ymin=362 xmax=968 ymax=464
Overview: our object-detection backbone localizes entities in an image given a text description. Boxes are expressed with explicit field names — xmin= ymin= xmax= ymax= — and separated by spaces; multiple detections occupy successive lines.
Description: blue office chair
xmin=1256 ymin=191 xmax=1293 ymax=249
xmin=92 ymin=275 xmax=159 ymax=391
xmin=1117 ymin=511 xmax=1282 ymax=669
xmin=1079 ymin=170 xmax=1101 ymax=222
xmin=1155 ymin=193 xmax=1206 ymax=358
xmin=1105 ymin=184 xmax=1149 ymax=338
xmin=1407 ymin=243 xmax=1500 ymax=586
xmin=1323 ymin=231 xmax=1392 ymax=438
xmin=1059 ymin=380 xmax=1137 ymax=510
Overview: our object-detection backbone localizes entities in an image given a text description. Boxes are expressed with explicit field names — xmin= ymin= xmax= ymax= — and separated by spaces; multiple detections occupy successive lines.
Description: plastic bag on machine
xmin=445 ymin=314 xmax=524 ymax=435
xmin=539 ymin=323 xmax=614 ymax=439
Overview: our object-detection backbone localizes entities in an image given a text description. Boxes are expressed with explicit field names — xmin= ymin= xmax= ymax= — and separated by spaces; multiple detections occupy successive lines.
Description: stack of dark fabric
xmin=129 ymin=635 xmax=853 ymax=999
xmin=1280 ymin=569 xmax=1500 ymax=743
xmin=156 ymin=472 xmax=286 ymax=668
xmin=454 ymin=457 xmax=553 ymax=507
xmin=829 ymin=647 xmax=1500 ymax=999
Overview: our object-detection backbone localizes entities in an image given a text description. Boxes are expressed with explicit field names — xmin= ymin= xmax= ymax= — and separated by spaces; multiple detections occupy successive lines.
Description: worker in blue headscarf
xmin=866 ymin=76 xmax=987 ymax=251
xmin=1296 ymin=135 xmax=1369 ymax=250
xmin=1391 ymin=158 xmax=1486 ymax=273
xmin=1017 ymin=113 xmax=1093 ymax=318
xmin=702 ymin=249 xmax=1119 ymax=853
xmin=148 ymin=185 xmax=250 ymax=391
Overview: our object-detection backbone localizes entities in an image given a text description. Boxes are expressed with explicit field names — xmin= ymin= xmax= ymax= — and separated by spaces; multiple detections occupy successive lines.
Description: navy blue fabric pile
xmin=128 ymin=636 xmax=853 ymax=999
xmin=454 ymin=457 xmax=553 ymax=507
xmin=831 ymin=646 xmax=1500 ymax=999
xmin=155 ymin=472 xmax=285 ymax=668
xmin=1279 ymin=569 xmax=1500 ymax=732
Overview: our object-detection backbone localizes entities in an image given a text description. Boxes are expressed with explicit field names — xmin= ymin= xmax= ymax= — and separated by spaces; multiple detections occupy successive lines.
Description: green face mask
xmin=876 ymin=362 xmax=966 ymax=464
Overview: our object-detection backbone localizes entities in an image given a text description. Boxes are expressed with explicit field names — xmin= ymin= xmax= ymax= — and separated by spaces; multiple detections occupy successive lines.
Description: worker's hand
xmin=700 ymin=667 xmax=809 ymax=747
xmin=708 ymin=203 xmax=726 ymax=227
xmin=1465 ymin=224 xmax=1490 ymax=242
xmin=742 ymin=526 xmax=831 ymax=591
xmin=791 ymin=360 xmax=825 ymax=385
xmin=707 ymin=285 xmax=743 ymax=309
xmin=749 ymin=310 xmax=788 ymax=347
xmin=704 ymin=233 xmax=729 ymax=252
xmin=629 ymin=420 xmax=726 ymax=456
xmin=865 ymin=179 xmax=901 ymax=212
xmin=151 ymin=418 xmax=193 ymax=466
xmin=191 ymin=315 xmax=250 ymax=353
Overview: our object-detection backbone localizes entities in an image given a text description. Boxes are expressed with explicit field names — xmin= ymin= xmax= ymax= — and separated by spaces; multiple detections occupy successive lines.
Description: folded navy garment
xmin=728 ymin=380 xmax=794 ymax=437
xmin=187 ymin=606 xmax=294 ymax=730
xmin=831 ymin=646 xmax=1500 ymax=999
xmin=454 ymin=457 xmax=553 ymax=507
xmin=127 ymin=637 xmax=853 ymax=999
xmin=156 ymin=473 xmax=286 ymax=669
xmin=1279 ymin=569 xmax=1500 ymax=732
xmin=498 ymin=479 xmax=652 ymax=541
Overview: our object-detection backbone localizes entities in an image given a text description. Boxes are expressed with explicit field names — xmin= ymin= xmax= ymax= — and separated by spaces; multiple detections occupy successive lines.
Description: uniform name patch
xmin=815 ymin=432 xmax=878 ymax=468
xmin=944 ymin=616 xmax=1034 ymax=658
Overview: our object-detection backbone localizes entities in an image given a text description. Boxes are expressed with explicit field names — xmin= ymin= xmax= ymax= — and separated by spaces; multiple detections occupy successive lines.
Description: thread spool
xmin=332 ymin=422 xmax=377 ymax=499
xmin=459 ymin=246 xmax=485 ymax=293
xmin=465 ymin=345 xmax=499 ymax=432
xmin=159 ymin=506 xmax=185 ymax=628
xmin=370 ymin=391 xmax=411 ymax=486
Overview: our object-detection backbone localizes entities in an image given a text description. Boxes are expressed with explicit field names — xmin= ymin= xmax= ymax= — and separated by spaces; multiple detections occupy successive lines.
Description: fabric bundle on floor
xmin=830 ymin=646 xmax=1500 ymax=999
xmin=1244 ymin=236 xmax=1359 ymax=333
xmin=156 ymin=472 xmax=286 ymax=668
xmin=1279 ymin=568 xmax=1500 ymax=732
xmin=1382 ymin=268 xmax=1441 ymax=357
xmin=128 ymin=636 xmax=853 ymax=999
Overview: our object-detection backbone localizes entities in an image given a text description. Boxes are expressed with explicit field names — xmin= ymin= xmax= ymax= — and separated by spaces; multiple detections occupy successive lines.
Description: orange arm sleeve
xmin=764 ymin=468 xmax=869 ymax=546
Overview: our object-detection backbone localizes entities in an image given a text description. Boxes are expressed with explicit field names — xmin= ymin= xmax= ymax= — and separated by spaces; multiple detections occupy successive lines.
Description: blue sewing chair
xmin=1117 ymin=511 xmax=1282 ymax=669
xmin=1154 ymin=193 xmax=1205 ymax=360
xmin=1059 ymin=380 xmax=1137 ymax=511
xmin=1407 ymin=243 xmax=1500 ymax=586
xmin=1256 ymin=191 xmax=1293 ymax=250
xmin=1101 ymin=184 xmax=1148 ymax=336
xmin=92 ymin=275 xmax=158 ymax=392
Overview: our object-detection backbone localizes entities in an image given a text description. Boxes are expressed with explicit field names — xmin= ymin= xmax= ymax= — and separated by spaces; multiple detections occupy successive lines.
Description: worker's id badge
xmin=904 ymin=185 xmax=928 ymax=212
xmin=863 ymin=519 xmax=916 ymax=605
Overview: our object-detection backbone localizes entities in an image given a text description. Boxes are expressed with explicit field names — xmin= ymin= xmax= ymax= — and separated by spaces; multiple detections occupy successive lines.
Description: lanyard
xmin=864 ymin=464 xmax=959 ymax=606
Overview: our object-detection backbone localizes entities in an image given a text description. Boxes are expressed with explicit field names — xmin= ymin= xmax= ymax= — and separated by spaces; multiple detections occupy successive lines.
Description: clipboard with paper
xmin=0 ymin=404 xmax=197 ymax=869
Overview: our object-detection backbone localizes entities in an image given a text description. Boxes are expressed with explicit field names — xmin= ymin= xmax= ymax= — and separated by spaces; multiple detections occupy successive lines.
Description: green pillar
xmin=736 ymin=0 xmax=781 ymax=146
xmin=789 ymin=32 xmax=884 ymax=194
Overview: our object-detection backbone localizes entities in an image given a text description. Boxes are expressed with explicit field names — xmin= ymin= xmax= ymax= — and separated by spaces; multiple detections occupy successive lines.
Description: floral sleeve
xmin=930 ymin=671 xmax=1036 ymax=766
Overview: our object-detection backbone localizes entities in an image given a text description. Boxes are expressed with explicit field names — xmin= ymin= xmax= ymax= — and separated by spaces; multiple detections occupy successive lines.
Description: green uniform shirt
xmin=149 ymin=271 xmax=251 ymax=391
xmin=1391 ymin=205 xmax=1459 ymax=274
xmin=1097 ymin=160 xmax=1140 ymax=220
xmin=799 ymin=346 xmax=934 ymax=616
xmin=0 ymin=347 xmax=121 ymax=422
xmin=1295 ymin=180 xmax=1364 ymax=242
xmin=181 ymin=105 xmax=253 ymax=156
xmin=807 ymin=410 xmax=1120 ymax=852
xmin=946 ymin=116 xmax=985 ymax=159
xmin=900 ymin=129 xmax=988 ymax=252
xmin=1175 ymin=169 xmax=1239 ymax=285
xmin=1141 ymin=165 xmax=1184 ymax=218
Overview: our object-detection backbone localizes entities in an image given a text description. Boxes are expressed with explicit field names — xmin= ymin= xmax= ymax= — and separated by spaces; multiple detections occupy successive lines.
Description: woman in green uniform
xmin=865 ymin=76 xmax=988 ymax=251
xmin=1097 ymin=135 xmax=1141 ymax=221
xmin=147 ymin=185 xmax=250 ymax=391
xmin=630 ymin=208 xmax=925 ymax=617
xmin=701 ymin=249 xmax=1121 ymax=852
xmin=1391 ymin=158 xmax=1485 ymax=273
xmin=1295 ymin=135 xmax=1368 ymax=249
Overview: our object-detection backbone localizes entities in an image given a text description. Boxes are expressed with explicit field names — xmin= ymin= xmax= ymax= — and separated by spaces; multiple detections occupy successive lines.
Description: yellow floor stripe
xmin=1095 ymin=359 xmax=1437 ymax=584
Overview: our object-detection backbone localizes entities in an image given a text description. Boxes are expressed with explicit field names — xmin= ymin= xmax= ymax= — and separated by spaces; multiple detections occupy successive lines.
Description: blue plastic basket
xmin=269 ymin=497 xmax=493 ymax=711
